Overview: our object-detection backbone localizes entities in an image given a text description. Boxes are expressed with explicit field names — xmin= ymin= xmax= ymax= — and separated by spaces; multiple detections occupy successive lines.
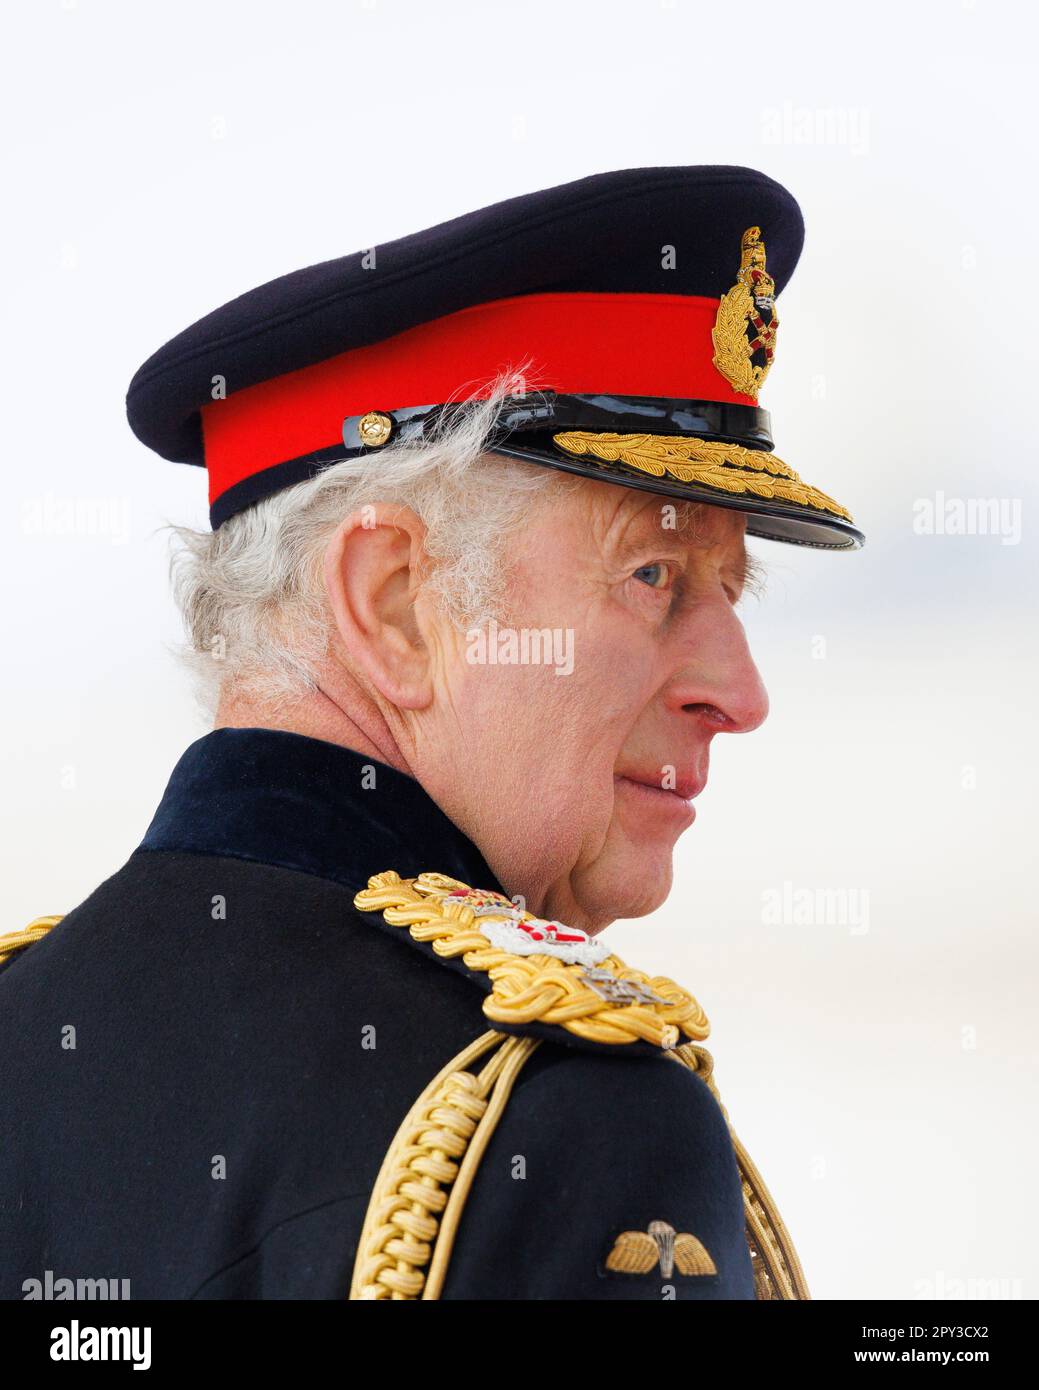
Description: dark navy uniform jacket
xmin=0 ymin=728 xmax=754 ymax=1300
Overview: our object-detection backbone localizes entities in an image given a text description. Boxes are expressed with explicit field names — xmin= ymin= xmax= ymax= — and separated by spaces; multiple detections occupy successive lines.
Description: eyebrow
xmin=734 ymin=548 xmax=768 ymax=599
xmin=613 ymin=525 xmax=767 ymax=601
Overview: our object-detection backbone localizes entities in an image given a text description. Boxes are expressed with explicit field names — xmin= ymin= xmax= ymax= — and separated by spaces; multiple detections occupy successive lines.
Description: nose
xmin=666 ymin=601 xmax=770 ymax=735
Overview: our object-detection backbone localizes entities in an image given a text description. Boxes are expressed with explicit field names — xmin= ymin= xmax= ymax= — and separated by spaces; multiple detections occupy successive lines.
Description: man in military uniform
xmin=0 ymin=167 xmax=860 ymax=1300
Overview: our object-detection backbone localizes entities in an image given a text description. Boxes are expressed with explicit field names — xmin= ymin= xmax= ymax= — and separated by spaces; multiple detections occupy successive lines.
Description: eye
xmin=632 ymin=562 xmax=671 ymax=590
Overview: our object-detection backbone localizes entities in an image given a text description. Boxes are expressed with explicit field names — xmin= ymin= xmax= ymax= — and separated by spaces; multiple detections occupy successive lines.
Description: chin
xmin=582 ymin=853 xmax=675 ymax=933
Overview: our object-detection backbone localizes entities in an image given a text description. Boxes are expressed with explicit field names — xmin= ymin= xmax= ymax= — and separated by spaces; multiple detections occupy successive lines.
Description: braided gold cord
xmin=355 ymin=871 xmax=709 ymax=1049
xmin=350 ymin=1029 xmax=540 ymax=1299
xmin=551 ymin=430 xmax=853 ymax=522
xmin=350 ymin=1031 xmax=495 ymax=1299
xmin=422 ymin=1034 xmax=540 ymax=1299
xmin=734 ymin=1135 xmax=811 ymax=1300
xmin=0 ymin=916 xmax=64 ymax=967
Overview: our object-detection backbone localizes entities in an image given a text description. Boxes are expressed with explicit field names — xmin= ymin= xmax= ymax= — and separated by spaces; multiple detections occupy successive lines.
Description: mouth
xmin=613 ymin=772 xmax=703 ymax=826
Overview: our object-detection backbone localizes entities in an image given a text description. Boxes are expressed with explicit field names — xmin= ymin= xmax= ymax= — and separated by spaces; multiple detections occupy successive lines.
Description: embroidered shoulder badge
xmin=606 ymin=1222 xmax=717 ymax=1280
xmin=354 ymin=871 xmax=709 ymax=1051
xmin=711 ymin=225 xmax=779 ymax=402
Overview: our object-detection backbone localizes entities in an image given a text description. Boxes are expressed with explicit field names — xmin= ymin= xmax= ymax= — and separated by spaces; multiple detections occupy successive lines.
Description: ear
xmin=322 ymin=504 xmax=434 ymax=710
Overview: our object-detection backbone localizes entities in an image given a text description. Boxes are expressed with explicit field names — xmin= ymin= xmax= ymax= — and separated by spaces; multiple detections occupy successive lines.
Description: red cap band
xmin=200 ymin=290 xmax=748 ymax=508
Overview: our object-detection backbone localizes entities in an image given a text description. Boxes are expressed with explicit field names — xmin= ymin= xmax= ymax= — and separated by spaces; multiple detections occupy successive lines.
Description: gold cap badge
xmin=711 ymin=226 xmax=779 ymax=402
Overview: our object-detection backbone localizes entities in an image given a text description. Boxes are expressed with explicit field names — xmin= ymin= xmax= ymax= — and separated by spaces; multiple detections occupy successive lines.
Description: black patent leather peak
xmin=343 ymin=392 xmax=773 ymax=453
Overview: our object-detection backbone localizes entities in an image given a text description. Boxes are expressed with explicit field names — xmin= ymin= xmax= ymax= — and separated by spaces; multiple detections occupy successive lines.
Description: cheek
xmin=582 ymin=625 xmax=653 ymax=697
xmin=576 ymin=616 xmax=663 ymax=734
xmin=437 ymin=600 xmax=663 ymax=781
xmin=443 ymin=657 xmax=608 ymax=795
xmin=470 ymin=661 xmax=585 ymax=744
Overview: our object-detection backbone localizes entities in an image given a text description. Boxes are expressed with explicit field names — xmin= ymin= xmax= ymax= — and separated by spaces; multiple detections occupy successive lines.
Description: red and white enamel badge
xmin=441 ymin=886 xmax=611 ymax=967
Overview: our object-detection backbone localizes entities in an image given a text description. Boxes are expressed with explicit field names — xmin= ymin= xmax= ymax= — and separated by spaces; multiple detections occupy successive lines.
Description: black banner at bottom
xmin=6 ymin=1298 xmax=1033 ymax=1377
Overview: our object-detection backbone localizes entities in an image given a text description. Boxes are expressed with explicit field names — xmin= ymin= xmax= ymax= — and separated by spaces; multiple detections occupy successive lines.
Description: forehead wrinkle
xmin=585 ymin=484 xmax=661 ymax=560
xmin=623 ymin=498 xmax=748 ymax=566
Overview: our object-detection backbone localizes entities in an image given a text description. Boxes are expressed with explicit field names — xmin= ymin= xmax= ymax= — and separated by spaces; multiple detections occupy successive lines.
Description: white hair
xmin=169 ymin=382 xmax=576 ymax=713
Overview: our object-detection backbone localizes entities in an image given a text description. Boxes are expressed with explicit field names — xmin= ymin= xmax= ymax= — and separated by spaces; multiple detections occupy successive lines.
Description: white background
xmin=2 ymin=0 xmax=1036 ymax=1300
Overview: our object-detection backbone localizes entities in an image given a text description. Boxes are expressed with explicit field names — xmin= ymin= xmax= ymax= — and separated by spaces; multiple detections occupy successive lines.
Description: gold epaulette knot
xmin=354 ymin=870 xmax=709 ymax=1051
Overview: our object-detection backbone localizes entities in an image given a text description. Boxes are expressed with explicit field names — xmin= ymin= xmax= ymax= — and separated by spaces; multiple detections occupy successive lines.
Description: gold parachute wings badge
xmin=606 ymin=1221 xmax=718 ymax=1280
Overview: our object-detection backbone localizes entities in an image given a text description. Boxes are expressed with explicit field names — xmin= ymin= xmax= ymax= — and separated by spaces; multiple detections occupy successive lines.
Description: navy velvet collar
xmin=139 ymin=727 xmax=660 ymax=1059
xmin=139 ymin=727 xmax=503 ymax=897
